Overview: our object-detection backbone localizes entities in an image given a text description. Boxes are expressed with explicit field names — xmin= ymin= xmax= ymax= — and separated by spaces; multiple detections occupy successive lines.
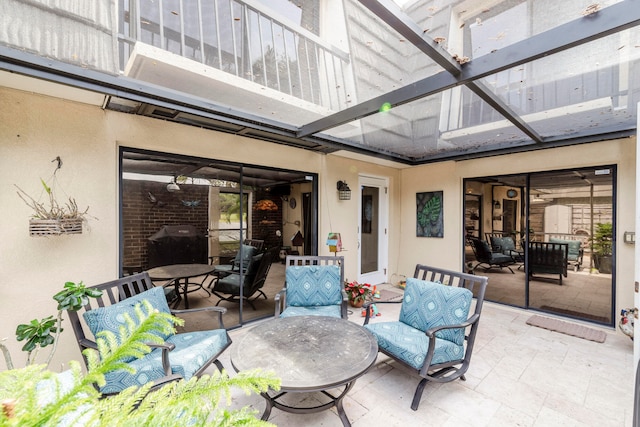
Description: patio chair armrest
xmin=424 ymin=313 xmax=480 ymax=338
xmin=151 ymin=373 xmax=183 ymax=390
xmin=148 ymin=342 xmax=176 ymax=376
xmin=171 ymin=306 xmax=228 ymax=329
xmin=274 ymin=288 xmax=286 ymax=316
xmin=340 ymin=290 xmax=349 ymax=319
xmin=362 ymin=299 xmax=403 ymax=325
xmin=79 ymin=338 xmax=98 ymax=350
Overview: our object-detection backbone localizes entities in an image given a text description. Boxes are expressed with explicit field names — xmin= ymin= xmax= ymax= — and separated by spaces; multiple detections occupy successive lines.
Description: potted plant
xmin=0 ymin=281 xmax=102 ymax=370
xmin=15 ymin=177 xmax=91 ymax=236
xmin=344 ymin=280 xmax=372 ymax=308
xmin=591 ymin=222 xmax=613 ymax=274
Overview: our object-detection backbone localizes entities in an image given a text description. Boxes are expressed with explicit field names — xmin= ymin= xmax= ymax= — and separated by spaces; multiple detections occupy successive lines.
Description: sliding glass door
xmin=463 ymin=166 xmax=615 ymax=325
xmin=119 ymin=148 xmax=318 ymax=328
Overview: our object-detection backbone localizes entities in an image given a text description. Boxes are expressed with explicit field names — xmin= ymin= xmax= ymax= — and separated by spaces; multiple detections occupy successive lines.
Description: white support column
xmin=635 ymin=102 xmax=640 ymax=369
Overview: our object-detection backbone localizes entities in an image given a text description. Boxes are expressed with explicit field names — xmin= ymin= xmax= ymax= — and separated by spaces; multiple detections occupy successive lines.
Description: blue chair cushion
xmin=285 ymin=265 xmax=342 ymax=307
xmin=549 ymin=238 xmax=581 ymax=261
xmin=83 ymin=287 xmax=173 ymax=362
xmin=215 ymin=253 xmax=263 ymax=294
xmin=399 ymin=278 xmax=472 ymax=346
xmin=279 ymin=305 xmax=341 ymax=318
xmin=490 ymin=236 xmax=515 ymax=253
xmin=100 ymin=329 xmax=229 ymax=394
xmin=233 ymin=245 xmax=257 ymax=268
xmin=365 ymin=321 xmax=465 ymax=370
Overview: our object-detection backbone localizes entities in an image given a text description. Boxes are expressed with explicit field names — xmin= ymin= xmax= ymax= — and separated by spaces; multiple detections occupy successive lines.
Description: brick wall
xmin=122 ymin=180 xmax=209 ymax=271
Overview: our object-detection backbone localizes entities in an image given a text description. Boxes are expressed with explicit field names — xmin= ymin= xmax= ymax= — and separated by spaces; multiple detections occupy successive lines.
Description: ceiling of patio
xmin=1 ymin=0 xmax=639 ymax=165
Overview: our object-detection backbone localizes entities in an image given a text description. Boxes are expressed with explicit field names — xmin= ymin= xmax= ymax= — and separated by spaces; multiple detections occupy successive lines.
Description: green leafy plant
xmin=592 ymin=222 xmax=613 ymax=256
xmin=1 ymin=281 xmax=102 ymax=369
xmin=0 ymin=304 xmax=280 ymax=426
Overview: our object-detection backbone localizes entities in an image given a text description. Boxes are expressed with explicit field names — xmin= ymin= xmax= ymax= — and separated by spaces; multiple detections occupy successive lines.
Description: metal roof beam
xmin=358 ymin=0 xmax=462 ymax=75
xmin=298 ymin=0 xmax=640 ymax=138
xmin=466 ymin=81 xmax=543 ymax=143
xmin=0 ymin=46 xmax=413 ymax=163
xmin=360 ymin=0 xmax=542 ymax=142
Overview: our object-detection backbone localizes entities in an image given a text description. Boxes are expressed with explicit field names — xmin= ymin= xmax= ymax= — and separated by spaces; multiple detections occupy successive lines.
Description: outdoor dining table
xmin=146 ymin=263 xmax=215 ymax=309
xmin=231 ymin=315 xmax=378 ymax=426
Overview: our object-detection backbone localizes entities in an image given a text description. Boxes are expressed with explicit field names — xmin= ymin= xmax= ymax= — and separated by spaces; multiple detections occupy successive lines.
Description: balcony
xmin=116 ymin=0 xmax=354 ymax=126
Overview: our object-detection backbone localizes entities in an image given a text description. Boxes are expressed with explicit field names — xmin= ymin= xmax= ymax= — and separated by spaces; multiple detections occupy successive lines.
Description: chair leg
xmin=411 ymin=378 xmax=429 ymax=411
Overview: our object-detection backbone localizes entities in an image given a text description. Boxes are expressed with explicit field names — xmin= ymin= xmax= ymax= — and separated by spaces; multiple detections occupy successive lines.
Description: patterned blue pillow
xmin=285 ymin=265 xmax=342 ymax=307
xmin=399 ymin=278 xmax=472 ymax=345
xmin=83 ymin=286 xmax=173 ymax=359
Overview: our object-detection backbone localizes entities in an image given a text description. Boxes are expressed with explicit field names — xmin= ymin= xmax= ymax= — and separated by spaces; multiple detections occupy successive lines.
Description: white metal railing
xmin=117 ymin=0 xmax=351 ymax=111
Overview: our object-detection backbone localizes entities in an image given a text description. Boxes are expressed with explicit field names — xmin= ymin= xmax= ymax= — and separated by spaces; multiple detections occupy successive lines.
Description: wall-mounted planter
xmin=29 ymin=219 xmax=83 ymax=236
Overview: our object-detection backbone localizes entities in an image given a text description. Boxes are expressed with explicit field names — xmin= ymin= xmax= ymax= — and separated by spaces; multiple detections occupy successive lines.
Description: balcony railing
xmin=117 ymin=0 xmax=351 ymax=111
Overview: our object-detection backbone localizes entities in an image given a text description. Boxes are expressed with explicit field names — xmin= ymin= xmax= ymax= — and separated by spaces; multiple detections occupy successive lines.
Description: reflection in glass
xmin=120 ymin=149 xmax=316 ymax=328
xmin=463 ymin=167 xmax=614 ymax=325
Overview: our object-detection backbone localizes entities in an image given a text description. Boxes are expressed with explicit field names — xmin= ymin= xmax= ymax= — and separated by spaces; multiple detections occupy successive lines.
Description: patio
xmin=174 ymin=261 xmax=634 ymax=426
xmin=217 ymin=296 xmax=634 ymax=426
xmin=1 ymin=3 xmax=639 ymax=422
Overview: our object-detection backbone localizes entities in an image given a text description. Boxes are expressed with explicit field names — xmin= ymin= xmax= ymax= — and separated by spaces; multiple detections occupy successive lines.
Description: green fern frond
xmin=91 ymin=369 xmax=279 ymax=426
xmin=0 ymin=302 xmax=279 ymax=427
xmin=85 ymin=301 xmax=177 ymax=375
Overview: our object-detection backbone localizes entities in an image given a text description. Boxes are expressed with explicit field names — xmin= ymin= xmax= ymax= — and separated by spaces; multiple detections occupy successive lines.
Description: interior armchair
xmin=274 ymin=255 xmax=347 ymax=319
xmin=210 ymin=239 xmax=265 ymax=279
xmin=211 ymin=247 xmax=278 ymax=309
xmin=363 ymin=264 xmax=488 ymax=410
xmin=66 ymin=272 xmax=231 ymax=395
xmin=469 ymin=237 xmax=516 ymax=273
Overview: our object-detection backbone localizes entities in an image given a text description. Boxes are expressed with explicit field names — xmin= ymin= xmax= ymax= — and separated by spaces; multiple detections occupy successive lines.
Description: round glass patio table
xmin=231 ymin=315 xmax=378 ymax=427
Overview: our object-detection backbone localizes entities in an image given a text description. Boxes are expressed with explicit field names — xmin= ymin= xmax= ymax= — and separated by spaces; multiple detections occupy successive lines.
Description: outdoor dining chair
xmin=274 ymin=255 xmax=347 ymax=319
xmin=363 ymin=264 xmax=488 ymax=410
xmin=66 ymin=272 xmax=231 ymax=395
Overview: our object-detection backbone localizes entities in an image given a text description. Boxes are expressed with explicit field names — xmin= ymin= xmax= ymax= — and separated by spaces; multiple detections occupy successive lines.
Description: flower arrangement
xmin=344 ymin=280 xmax=372 ymax=306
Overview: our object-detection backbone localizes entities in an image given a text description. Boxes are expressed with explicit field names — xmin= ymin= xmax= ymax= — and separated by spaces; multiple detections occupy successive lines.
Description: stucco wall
xmin=0 ymin=86 xmax=400 ymax=368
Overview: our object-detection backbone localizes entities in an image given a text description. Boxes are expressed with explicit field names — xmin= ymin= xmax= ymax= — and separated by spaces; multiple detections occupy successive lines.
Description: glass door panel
xmin=358 ymin=176 xmax=389 ymax=285
xmin=464 ymin=177 xmax=526 ymax=307
xmin=527 ymin=167 xmax=614 ymax=324
xmin=463 ymin=167 xmax=615 ymax=326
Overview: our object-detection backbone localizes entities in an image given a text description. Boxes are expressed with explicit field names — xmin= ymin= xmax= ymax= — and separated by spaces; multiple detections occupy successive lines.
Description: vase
xmin=349 ymin=299 xmax=364 ymax=308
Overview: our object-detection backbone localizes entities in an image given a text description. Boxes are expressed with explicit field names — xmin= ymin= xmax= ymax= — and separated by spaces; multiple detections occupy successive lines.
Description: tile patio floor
xmin=216 ymin=298 xmax=635 ymax=426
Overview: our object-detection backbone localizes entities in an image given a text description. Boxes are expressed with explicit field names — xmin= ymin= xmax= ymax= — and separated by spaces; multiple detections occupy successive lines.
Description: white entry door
xmin=358 ymin=175 xmax=389 ymax=285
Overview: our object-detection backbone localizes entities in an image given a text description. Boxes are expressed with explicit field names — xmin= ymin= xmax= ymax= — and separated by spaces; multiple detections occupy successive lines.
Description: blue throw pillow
xmin=285 ymin=265 xmax=342 ymax=306
xmin=400 ymin=278 xmax=472 ymax=345
xmin=83 ymin=287 xmax=173 ymax=362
